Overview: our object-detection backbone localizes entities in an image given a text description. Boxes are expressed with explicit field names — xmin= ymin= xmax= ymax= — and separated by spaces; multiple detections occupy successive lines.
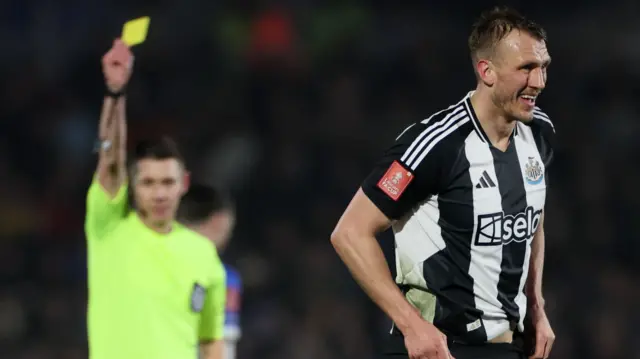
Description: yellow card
xmin=122 ymin=16 xmax=150 ymax=46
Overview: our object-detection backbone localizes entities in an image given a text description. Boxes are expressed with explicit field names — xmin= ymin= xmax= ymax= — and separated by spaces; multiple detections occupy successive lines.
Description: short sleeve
xmin=224 ymin=266 xmax=242 ymax=340
xmin=84 ymin=176 xmax=128 ymax=240
xmin=361 ymin=122 xmax=447 ymax=220
xmin=199 ymin=256 xmax=226 ymax=341
xmin=531 ymin=108 xmax=555 ymax=186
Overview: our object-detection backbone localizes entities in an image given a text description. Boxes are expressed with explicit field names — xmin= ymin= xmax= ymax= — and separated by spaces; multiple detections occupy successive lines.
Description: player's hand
xmin=404 ymin=319 xmax=455 ymax=359
xmin=528 ymin=309 xmax=555 ymax=359
xmin=102 ymin=39 xmax=134 ymax=93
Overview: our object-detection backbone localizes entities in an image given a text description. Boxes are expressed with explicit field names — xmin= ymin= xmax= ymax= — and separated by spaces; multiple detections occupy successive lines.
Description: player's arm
xmin=199 ymin=259 xmax=227 ymax=359
xmin=527 ymin=110 xmax=556 ymax=310
xmin=526 ymin=212 xmax=546 ymax=311
xmin=85 ymin=40 xmax=134 ymax=240
xmin=199 ymin=340 xmax=224 ymax=359
xmin=526 ymin=114 xmax=556 ymax=359
xmin=331 ymin=123 xmax=446 ymax=336
xmin=331 ymin=189 xmax=423 ymax=332
xmin=526 ymin=211 xmax=556 ymax=359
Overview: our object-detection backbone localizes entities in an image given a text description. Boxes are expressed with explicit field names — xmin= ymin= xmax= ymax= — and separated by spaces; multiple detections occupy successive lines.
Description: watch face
xmin=101 ymin=140 xmax=113 ymax=151
xmin=94 ymin=140 xmax=112 ymax=153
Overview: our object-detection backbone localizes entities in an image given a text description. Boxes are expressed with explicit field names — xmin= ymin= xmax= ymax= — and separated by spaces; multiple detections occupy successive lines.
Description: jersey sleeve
xmin=532 ymin=108 xmax=556 ymax=185
xmin=224 ymin=266 xmax=242 ymax=341
xmin=361 ymin=122 xmax=448 ymax=220
xmin=84 ymin=176 xmax=129 ymax=240
xmin=199 ymin=254 xmax=227 ymax=342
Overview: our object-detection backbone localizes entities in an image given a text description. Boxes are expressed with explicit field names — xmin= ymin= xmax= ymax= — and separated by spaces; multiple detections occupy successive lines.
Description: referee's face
xmin=492 ymin=30 xmax=550 ymax=123
xmin=133 ymin=158 xmax=187 ymax=224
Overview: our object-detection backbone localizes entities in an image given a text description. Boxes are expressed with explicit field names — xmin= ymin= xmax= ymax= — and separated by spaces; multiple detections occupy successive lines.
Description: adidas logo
xmin=475 ymin=170 xmax=496 ymax=189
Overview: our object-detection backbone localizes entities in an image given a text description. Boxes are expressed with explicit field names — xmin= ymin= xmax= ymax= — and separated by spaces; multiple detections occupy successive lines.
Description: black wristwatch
xmin=105 ymin=87 xmax=125 ymax=98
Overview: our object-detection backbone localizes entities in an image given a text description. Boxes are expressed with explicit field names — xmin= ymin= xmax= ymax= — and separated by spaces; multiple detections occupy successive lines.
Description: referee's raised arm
xmin=85 ymin=39 xmax=133 ymax=240
xmin=96 ymin=39 xmax=132 ymax=197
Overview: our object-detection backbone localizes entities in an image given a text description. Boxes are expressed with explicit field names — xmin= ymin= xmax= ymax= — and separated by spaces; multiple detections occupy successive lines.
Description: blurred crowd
xmin=2 ymin=1 xmax=640 ymax=358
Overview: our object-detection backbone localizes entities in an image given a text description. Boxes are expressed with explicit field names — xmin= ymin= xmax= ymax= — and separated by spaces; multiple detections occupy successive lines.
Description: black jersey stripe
xmin=493 ymin=141 xmax=529 ymax=325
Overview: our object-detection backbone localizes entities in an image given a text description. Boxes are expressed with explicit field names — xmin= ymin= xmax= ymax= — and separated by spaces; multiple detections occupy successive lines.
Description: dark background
xmin=2 ymin=1 xmax=639 ymax=358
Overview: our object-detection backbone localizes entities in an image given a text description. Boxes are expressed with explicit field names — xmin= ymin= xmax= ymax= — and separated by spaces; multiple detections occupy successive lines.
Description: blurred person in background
xmin=331 ymin=6 xmax=555 ymax=359
xmin=179 ymin=183 xmax=242 ymax=359
xmin=84 ymin=39 xmax=226 ymax=359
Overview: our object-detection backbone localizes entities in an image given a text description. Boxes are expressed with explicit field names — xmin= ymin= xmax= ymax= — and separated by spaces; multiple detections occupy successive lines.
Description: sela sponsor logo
xmin=474 ymin=206 xmax=542 ymax=246
xmin=377 ymin=161 xmax=414 ymax=201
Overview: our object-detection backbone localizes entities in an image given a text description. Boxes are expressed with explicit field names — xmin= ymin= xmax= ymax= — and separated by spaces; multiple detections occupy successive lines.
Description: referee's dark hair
xmin=468 ymin=6 xmax=547 ymax=64
xmin=178 ymin=183 xmax=235 ymax=226
xmin=128 ymin=136 xmax=185 ymax=178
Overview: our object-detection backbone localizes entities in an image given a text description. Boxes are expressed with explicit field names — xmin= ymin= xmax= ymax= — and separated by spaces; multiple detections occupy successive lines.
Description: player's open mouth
xmin=519 ymin=95 xmax=536 ymax=107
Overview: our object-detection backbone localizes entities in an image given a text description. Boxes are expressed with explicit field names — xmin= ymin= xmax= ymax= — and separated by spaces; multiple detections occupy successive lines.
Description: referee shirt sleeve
xmin=84 ymin=176 xmax=128 ymax=240
xmin=361 ymin=122 xmax=447 ymax=220
xmin=199 ymin=256 xmax=226 ymax=342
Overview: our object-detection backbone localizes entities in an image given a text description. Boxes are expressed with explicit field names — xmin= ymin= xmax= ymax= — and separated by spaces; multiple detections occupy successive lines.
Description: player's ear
xmin=181 ymin=170 xmax=191 ymax=195
xmin=476 ymin=59 xmax=496 ymax=87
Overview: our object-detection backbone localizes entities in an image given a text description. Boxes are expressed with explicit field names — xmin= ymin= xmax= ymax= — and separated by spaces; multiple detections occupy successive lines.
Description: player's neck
xmin=135 ymin=211 xmax=173 ymax=234
xmin=470 ymin=89 xmax=515 ymax=151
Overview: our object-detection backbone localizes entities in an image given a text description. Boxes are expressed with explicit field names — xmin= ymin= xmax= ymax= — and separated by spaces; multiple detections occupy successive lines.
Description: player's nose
xmin=528 ymin=67 xmax=546 ymax=89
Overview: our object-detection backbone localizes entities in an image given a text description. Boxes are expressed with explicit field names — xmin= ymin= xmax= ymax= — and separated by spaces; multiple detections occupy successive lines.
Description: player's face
xmin=491 ymin=30 xmax=551 ymax=123
xmin=133 ymin=158 xmax=188 ymax=224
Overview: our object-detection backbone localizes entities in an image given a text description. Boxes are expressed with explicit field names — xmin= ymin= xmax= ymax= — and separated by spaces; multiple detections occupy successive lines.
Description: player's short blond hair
xmin=468 ymin=6 xmax=547 ymax=64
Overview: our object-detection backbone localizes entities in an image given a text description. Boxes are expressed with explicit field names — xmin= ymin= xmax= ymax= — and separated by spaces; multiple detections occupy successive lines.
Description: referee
xmin=331 ymin=7 xmax=555 ymax=359
xmin=85 ymin=39 xmax=226 ymax=359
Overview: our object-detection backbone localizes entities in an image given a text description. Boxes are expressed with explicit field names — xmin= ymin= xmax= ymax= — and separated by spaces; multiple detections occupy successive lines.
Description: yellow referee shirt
xmin=85 ymin=178 xmax=226 ymax=359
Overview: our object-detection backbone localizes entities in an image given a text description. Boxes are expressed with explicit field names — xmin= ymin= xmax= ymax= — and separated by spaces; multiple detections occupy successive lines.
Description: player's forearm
xmin=331 ymin=228 xmax=422 ymax=334
xmin=526 ymin=225 xmax=545 ymax=310
xmin=199 ymin=340 xmax=224 ymax=359
xmin=97 ymin=96 xmax=127 ymax=196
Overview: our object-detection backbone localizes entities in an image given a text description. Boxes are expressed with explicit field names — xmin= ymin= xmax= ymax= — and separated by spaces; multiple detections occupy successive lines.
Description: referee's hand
xmin=404 ymin=319 xmax=455 ymax=359
xmin=102 ymin=39 xmax=134 ymax=93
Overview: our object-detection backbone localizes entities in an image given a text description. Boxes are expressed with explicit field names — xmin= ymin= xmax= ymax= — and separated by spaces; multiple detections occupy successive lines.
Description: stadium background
xmin=2 ymin=1 xmax=639 ymax=358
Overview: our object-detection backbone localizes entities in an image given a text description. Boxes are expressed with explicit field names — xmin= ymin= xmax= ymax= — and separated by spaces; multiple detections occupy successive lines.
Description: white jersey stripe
xmin=405 ymin=109 xmax=468 ymax=168
xmin=401 ymin=105 xmax=465 ymax=164
xmin=464 ymin=130 xmax=507 ymax=340
xmin=532 ymin=110 xmax=549 ymax=119
xmin=410 ymin=116 xmax=470 ymax=171
xmin=402 ymin=102 xmax=462 ymax=161
xmin=533 ymin=107 xmax=555 ymax=132
xmin=533 ymin=114 xmax=555 ymax=132
xmin=396 ymin=123 xmax=416 ymax=141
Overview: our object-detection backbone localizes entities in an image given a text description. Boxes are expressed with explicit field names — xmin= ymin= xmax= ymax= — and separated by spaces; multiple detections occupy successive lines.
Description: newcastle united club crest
xmin=524 ymin=157 xmax=543 ymax=185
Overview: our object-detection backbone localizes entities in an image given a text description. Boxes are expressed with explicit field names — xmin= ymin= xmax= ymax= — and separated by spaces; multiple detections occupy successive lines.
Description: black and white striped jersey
xmin=361 ymin=91 xmax=555 ymax=347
